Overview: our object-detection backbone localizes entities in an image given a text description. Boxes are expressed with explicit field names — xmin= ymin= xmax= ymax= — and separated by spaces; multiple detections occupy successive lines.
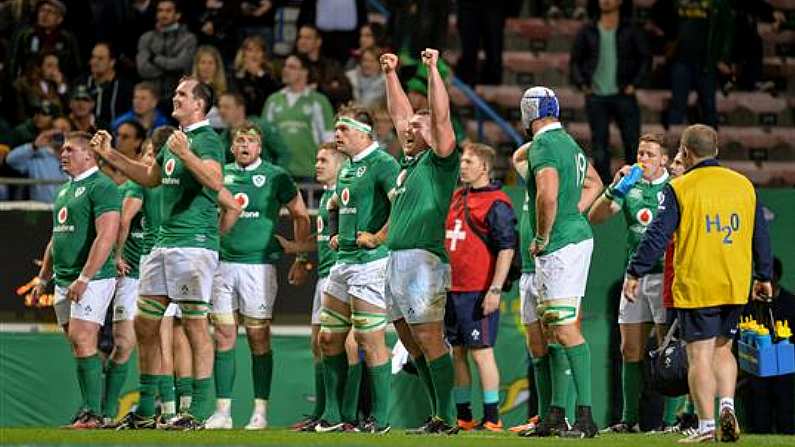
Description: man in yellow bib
xmin=624 ymin=124 xmax=773 ymax=444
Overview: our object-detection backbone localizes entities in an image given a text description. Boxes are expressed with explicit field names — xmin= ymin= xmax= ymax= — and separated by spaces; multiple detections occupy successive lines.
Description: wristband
xmin=603 ymin=187 xmax=616 ymax=201
xmin=77 ymin=274 xmax=90 ymax=284
xmin=488 ymin=286 xmax=502 ymax=295
xmin=295 ymin=253 xmax=309 ymax=263
xmin=533 ymin=234 xmax=549 ymax=246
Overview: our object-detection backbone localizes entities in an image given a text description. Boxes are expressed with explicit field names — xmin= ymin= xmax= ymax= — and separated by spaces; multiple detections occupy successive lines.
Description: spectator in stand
xmin=456 ymin=0 xmax=505 ymax=86
xmin=77 ymin=42 xmax=134 ymax=129
xmin=136 ymin=0 xmax=197 ymax=103
xmin=238 ymin=0 xmax=283 ymax=52
xmin=345 ymin=22 xmax=389 ymax=70
xmin=649 ymin=0 xmax=734 ymax=129
xmin=729 ymin=1 xmax=787 ymax=93
xmin=230 ymin=35 xmax=280 ymax=116
xmin=746 ymin=257 xmax=795 ymax=434
xmin=295 ymin=24 xmax=353 ymax=109
xmin=385 ymin=0 xmax=449 ymax=58
xmin=371 ymin=105 xmax=400 ymax=157
xmin=111 ymin=81 xmax=169 ymax=135
xmin=570 ymin=0 xmax=650 ymax=184
xmin=14 ymin=51 xmax=68 ymax=123
xmin=262 ymin=53 xmax=334 ymax=181
xmin=217 ymin=91 xmax=289 ymax=166
xmin=7 ymin=0 xmax=81 ymax=79
xmin=297 ymin=0 xmax=366 ymax=63
xmin=96 ymin=0 xmax=157 ymax=77
xmin=193 ymin=0 xmax=238 ymax=60
xmin=5 ymin=117 xmax=70 ymax=202
xmin=191 ymin=45 xmax=227 ymax=128
xmin=6 ymin=100 xmax=58 ymax=148
xmin=67 ymin=85 xmax=98 ymax=133
xmin=346 ymin=47 xmax=386 ymax=109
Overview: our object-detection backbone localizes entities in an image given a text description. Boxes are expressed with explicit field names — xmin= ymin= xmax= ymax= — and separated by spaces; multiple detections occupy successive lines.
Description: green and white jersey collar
xmin=352 ymin=141 xmax=379 ymax=162
xmin=534 ymin=121 xmax=563 ymax=138
xmin=640 ymin=169 xmax=669 ymax=185
xmin=183 ymin=119 xmax=211 ymax=132
xmin=72 ymin=166 xmax=99 ymax=182
xmin=235 ymin=158 xmax=262 ymax=172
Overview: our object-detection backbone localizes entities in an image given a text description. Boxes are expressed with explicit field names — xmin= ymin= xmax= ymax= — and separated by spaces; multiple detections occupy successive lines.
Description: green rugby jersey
xmin=317 ymin=187 xmax=336 ymax=278
xmin=526 ymin=124 xmax=593 ymax=255
xmin=336 ymin=144 xmax=399 ymax=264
xmin=613 ymin=171 xmax=670 ymax=273
xmin=386 ymin=148 xmax=459 ymax=262
xmin=220 ymin=158 xmax=298 ymax=264
xmin=119 ymin=181 xmax=145 ymax=278
xmin=155 ymin=121 xmax=225 ymax=251
xmin=52 ymin=168 xmax=121 ymax=286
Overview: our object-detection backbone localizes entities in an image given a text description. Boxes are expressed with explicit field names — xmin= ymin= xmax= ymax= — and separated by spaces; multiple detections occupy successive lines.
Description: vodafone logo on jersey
xmin=235 ymin=192 xmax=249 ymax=209
xmin=340 ymin=188 xmax=350 ymax=206
xmin=636 ymin=208 xmax=653 ymax=226
xmin=316 ymin=216 xmax=324 ymax=232
xmin=164 ymin=158 xmax=176 ymax=176
xmin=57 ymin=207 xmax=68 ymax=224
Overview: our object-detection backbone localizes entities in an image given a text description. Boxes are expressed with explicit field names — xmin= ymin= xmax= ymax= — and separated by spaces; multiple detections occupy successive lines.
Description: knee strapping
xmin=351 ymin=310 xmax=388 ymax=333
xmin=319 ymin=308 xmax=351 ymax=333
xmin=241 ymin=315 xmax=268 ymax=328
xmin=137 ymin=297 xmax=167 ymax=319
xmin=212 ymin=312 xmax=235 ymax=326
xmin=537 ymin=298 xmax=579 ymax=326
xmin=178 ymin=301 xmax=210 ymax=319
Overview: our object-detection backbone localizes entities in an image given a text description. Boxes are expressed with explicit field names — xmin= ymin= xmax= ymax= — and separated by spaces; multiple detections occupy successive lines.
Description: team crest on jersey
xmin=628 ymin=188 xmax=642 ymax=200
xmin=57 ymin=207 xmax=68 ymax=224
xmin=164 ymin=158 xmax=176 ymax=176
xmin=74 ymin=186 xmax=86 ymax=198
xmin=636 ymin=208 xmax=653 ymax=226
xmin=302 ymin=105 xmax=312 ymax=115
xmin=316 ymin=216 xmax=324 ymax=232
xmin=340 ymin=188 xmax=350 ymax=205
xmin=235 ymin=192 xmax=249 ymax=209
xmin=252 ymin=174 xmax=266 ymax=187
xmin=396 ymin=169 xmax=408 ymax=187
xmin=356 ymin=166 xmax=367 ymax=177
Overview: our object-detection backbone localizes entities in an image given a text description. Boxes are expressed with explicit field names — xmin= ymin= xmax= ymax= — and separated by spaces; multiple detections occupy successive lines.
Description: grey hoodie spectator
xmin=136 ymin=0 xmax=197 ymax=100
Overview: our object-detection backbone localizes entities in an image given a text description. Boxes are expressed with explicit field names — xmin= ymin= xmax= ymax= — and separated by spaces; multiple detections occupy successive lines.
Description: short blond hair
xmin=463 ymin=142 xmax=496 ymax=174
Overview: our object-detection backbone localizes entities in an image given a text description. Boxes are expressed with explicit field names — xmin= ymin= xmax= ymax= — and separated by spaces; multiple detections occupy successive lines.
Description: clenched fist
xmin=380 ymin=53 xmax=399 ymax=73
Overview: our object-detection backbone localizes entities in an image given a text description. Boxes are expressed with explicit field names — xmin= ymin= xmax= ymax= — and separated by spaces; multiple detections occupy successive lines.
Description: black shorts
xmin=444 ymin=291 xmax=500 ymax=348
xmin=676 ymin=305 xmax=743 ymax=342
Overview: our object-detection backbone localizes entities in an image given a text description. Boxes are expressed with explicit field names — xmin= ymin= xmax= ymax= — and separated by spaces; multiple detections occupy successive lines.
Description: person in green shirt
xmin=517 ymin=86 xmax=603 ymax=438
xmin=381 ymin=49 xmax=460 ymax=435
xmin=278 ymin=143 xmax=363 ymax=432
xmin=91 ymin=76 xmax=242 ymax=430
xmin=313 ymin=105 xmax=399 ymax=434
xmin=204 ymin=123 xmax=311 ymax=430
xmin=217 ymin=91 xmax=290 ymax=166
xmin=32 ymin=131 xmax=122 ymax=429
xmin=588 ymin=133 xmax=678 ymax=433
xmin=261 ymin=53 xmax=335 ymax=180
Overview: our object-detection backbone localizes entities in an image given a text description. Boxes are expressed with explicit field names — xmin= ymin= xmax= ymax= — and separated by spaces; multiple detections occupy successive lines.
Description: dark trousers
xmin=746 ymin=374 xmax=795 ymax=434
xmin=585 ymin=93 xmax=640 ymax=184
xmin=668 ymin=61 xmax=717 ymax=129
xmin=456 ymin=0 xmax=505 ymax=85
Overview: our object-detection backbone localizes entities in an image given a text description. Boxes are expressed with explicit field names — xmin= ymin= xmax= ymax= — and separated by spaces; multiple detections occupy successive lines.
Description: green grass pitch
xmin=1 ymin=428 xmax=794 ymax=446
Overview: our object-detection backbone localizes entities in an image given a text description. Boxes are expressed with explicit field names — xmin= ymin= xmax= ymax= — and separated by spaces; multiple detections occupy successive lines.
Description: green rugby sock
xmin=368 ymin=362 xmax=391 ymax=426
xmin=136 ymin=374 xmax=158 ymax=418
xmin=102 ymin=359 xmax=129 ymax=419
xmin=77 ymin=355 xmax=103 ymax=415
xmin=320 ymin=353 xmax=348 ymax=422
xmin=621 ymin=361 xmax=642 ymax=424
xmin=548 ymin=344 xmax=570 ymax=410
xmin=341 ymin=362 xmax=362 ymax=423
xmin=531 ymin=353 xmax=552 ymax=418
xmin=311 ymin=360 xmax=326 ymax=419
xmin=213 ymin=348 xmax=236 ymax=399
xmin=565 ymin=342 xmax=593 ymax=407
xmin=429 ymin=354 xmax=456 ymax=424
xmin=252 ymin=351 xmax=273 ymax=399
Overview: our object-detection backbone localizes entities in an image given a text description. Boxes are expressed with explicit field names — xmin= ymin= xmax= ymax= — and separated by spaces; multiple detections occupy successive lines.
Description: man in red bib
xmin=444 ymin=143 xmax=517 ymax=432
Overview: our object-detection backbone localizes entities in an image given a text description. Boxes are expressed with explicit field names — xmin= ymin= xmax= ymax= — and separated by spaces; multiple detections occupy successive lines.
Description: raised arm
xmin=166 ymin=131 xmax=225 ymax=191
xmin=381 ymin=52 xmax=414 ymax=144
xmin=91 ymin=131 xmax=161 ymax=187
xmin=422 ymin=48 xmax=456 ymax=157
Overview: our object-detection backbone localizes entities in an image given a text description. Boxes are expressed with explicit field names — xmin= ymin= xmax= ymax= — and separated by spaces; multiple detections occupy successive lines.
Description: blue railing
xmin=367 ymin=0 xmax=524 ymax=148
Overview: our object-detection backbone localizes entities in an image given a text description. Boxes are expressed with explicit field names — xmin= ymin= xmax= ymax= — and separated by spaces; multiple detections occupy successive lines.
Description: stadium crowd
xmin=2 ymin=0 xmax=792 ymax=443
